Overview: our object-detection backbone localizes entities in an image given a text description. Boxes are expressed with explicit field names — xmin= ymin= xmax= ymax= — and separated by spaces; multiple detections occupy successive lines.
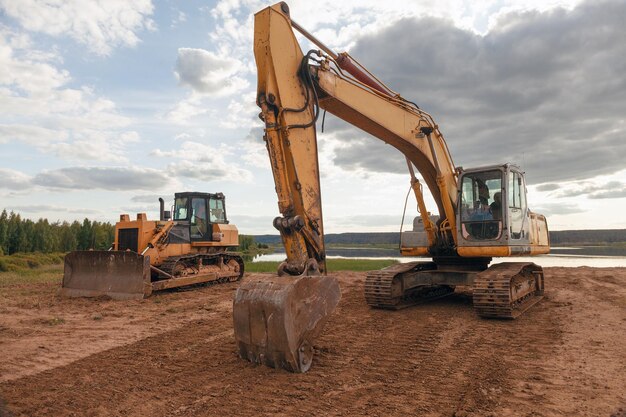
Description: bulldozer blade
xmin=60 ymin=251 xmax=152 ymax=300
xmin=233 ymin=274 xmax=341 ymax=373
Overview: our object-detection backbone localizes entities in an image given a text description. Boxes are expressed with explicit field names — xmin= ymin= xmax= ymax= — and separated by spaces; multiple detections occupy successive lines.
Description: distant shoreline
xmin=252 ymin=229 xmax=626 ymax=247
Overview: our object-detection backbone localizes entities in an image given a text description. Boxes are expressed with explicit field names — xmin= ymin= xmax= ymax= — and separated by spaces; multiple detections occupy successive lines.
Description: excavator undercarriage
xmin=365 ymin=260 xmax=544 ymax=318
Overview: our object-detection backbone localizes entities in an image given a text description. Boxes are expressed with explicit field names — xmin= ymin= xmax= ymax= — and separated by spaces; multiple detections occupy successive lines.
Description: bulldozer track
xmin=472 ymin=262 xmax=544 ymax=319
xmin=364 ymin=261 xmax=453 ymax=309
xmin=158 ymin=252 xmax=244 ymax=284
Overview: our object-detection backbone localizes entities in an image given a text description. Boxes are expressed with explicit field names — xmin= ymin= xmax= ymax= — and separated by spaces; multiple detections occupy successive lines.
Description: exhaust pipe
xmin=159 ymin=197 xmax=165 ymax=221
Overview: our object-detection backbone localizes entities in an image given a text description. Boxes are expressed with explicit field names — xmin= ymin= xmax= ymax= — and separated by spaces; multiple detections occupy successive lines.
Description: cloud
xmin=0 ymin=28 xmax=138 ymax=163
xmin=0 ymin=168 xmax=32 ymax=190
xmin=226 ymin=213 xmax=278 ymax=235
xmin=240 ymin=127 xmax=269 ymax=169
xmin=0 ymin=0 xmax=155 ymax=56
xmin=554 ymin=180 xmax=626 ymax=199
xmin=31 ymin=167 xmax=173 ymax=191
xmin=534 ymin=202 xmax=586 ymax=216
xmin=536 ymin=183 xmax=560 ymax=192
xmin=589 ymin=189 xmax=626 ymax=200
xmin=330 ymin=131 xmax=408 ymax=175
xmin=328 ymin=214 xmax=405 ymax=228
xmin=131 ymin=194 xmax=164 ymax=204
xmin=7 ymin=204 xmax=101 ymax=215
xmin=152 ymin=141 xmax=253 ymax=182
xmin=0 ymin=28 xmax=69 ymax=93
xmin=323 ymin=0 xmax=626 ymax=185
xmin=175 ymin=48 xmax=249 ymax=96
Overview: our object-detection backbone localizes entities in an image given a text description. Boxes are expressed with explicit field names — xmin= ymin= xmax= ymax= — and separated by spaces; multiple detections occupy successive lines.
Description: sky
xmin=0 ymin=0 xmax=625 ymax=235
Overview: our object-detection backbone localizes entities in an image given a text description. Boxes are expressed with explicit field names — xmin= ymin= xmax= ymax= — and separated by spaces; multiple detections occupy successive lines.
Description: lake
xmin=252 ymin=246 xmax=626 ymax=268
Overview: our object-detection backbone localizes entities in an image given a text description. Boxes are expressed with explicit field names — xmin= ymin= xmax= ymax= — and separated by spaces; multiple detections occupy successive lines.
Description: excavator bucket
xmin=60 ymin=251 xmax=152 ymax=300
xmin=233 ymin=274 xmax=341 ymax=373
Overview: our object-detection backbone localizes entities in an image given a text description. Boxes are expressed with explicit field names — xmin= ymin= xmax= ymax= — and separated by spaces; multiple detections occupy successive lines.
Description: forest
xmin=0 ymin=210 xmax=114 ymax=256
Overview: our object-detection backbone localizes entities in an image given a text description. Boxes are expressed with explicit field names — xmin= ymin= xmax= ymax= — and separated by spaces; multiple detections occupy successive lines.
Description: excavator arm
xmin=234 ymin=2 xmax=461 ymax=373
xmin=255 ymin=2 xmax=460 ymax=270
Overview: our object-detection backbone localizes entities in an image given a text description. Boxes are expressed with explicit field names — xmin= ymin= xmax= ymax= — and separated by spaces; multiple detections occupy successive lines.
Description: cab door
xmin=507 ymin=171 xmax=527 ymax=239
xmin=190 ymin=197 xmax=209 ymax=240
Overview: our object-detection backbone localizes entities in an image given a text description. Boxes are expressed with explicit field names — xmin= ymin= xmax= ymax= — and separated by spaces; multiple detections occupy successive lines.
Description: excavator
xmin=61 ymin=191 xmax=244 ymax=299
xmin=233 ymin=2 xmax=550 ymax=372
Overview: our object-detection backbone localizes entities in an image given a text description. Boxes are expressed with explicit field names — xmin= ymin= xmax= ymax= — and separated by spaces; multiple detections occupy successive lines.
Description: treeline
xmin=549 ymin=229 xmax=626 ymax=245
xmin=0 ymin=210 xmax=114 ymax=255
xmin=255 ymin=229 xmax=626 ymax=246
xmin=238 ymin=235 xmax=269 ymax=252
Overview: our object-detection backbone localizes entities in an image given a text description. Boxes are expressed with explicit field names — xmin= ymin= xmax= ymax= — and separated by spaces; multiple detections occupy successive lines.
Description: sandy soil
xmin=0 ymin=266 xmax=625 ymax=417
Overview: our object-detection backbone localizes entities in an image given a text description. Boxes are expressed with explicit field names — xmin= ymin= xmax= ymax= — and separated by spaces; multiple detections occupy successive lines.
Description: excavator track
xmin=365 ymin=261 xmax=454 ymax=309
xmin=472 ymin=262 xmax=544 ymax=319
xmin=157 ymin=252 xmax=244 ymax=285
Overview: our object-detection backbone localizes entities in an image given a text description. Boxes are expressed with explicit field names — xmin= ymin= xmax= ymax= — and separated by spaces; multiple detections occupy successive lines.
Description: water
xmin=253 ymin=247 xmax=626 ymax=268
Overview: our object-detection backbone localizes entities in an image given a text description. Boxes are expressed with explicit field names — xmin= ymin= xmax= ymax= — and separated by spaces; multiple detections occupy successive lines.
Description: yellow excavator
xmin=61 ymin=192 xmax=243 ymax=299
xmin=233 ymin=2 xmax=550 ymax=372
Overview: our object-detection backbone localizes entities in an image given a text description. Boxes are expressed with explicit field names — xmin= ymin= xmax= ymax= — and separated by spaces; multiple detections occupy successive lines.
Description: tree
xmin=0 ymin=210 xmax=8 ymax=254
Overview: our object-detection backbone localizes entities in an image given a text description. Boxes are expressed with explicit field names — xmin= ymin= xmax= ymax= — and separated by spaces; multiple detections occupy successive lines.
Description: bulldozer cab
xmin=173 ymin=192 xmax=228 ymax=241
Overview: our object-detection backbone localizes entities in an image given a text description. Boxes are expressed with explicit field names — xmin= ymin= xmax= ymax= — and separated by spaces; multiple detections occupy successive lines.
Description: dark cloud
xmin=329 ymin=130 xmax=407 ymax=174
xmin=536 ymin=183 xmax=560 ymax=192
xmin=555 ymin=180 xmax=625 ymax=198
xmin=327 ymin=0 xmax=626 ymax=185
xmin=32 ymin=167 xmax=172 ymax=191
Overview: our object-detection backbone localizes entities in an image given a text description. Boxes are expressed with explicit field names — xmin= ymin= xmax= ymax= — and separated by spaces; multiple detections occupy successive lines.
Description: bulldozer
xmin=233 ymin=2 xmax=550 ymax=373
xmin=61 ymin=191 xmax=244 ymax=300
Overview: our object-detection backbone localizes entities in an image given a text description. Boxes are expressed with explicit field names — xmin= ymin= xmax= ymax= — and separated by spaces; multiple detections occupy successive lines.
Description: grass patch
xmin=245 ymin=258 xmax=398 ymax=273
xmin=0 ymin=252 xmax=65 ymax=273
xmin=0 ymin=253 xmax=65 ymax=291
xmin=0 ymin=264 xmax=63 ymax=288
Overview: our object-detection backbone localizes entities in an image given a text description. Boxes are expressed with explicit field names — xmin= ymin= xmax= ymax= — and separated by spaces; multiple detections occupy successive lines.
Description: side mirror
xmin=163 ymin=210 xmax=171 ymax=220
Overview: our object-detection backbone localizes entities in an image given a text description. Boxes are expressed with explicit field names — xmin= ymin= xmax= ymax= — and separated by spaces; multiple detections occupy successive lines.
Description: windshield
xmin=460 ymin=170 xmax=502 ymax=240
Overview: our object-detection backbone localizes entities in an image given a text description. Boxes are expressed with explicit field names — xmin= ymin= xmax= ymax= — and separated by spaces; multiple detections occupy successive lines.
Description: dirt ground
xmin=0 ymin=266 xmax=625 ymax=417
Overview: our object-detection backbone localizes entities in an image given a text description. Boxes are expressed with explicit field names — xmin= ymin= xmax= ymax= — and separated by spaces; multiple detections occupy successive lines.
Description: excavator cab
xmin=456 ymin=165 xmax=549 ymax=255
xmin=458 ymin=167 xmax=504 ymax=241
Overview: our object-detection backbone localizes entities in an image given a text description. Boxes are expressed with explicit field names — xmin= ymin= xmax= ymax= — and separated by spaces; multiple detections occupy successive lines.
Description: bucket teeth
xmin=233 ymin=274 xmax=341 ymax=372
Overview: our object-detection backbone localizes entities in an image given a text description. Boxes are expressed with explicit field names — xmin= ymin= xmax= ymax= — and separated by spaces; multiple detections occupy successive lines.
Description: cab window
xmin=173 ymin=197 xmax=188 ymax=220
xmin=209 ymin=198 xmax=226 ymax=223
xmin=190 ymin=198 xmax=208 ymax=238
